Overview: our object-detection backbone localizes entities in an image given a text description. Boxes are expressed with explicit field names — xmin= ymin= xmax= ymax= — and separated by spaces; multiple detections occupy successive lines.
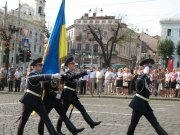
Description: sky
xmin=0 ymin=0 xmax=180 ymax=36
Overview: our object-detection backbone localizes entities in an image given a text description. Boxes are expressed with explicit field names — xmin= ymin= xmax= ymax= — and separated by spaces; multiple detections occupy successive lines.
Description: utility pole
xmin=12 ymin=0 xmax=20 ymax=67
xmin=3 ymin=1 xmax=7 ymax=28
xmin=23 ymin=49 xmax=27 ymax=74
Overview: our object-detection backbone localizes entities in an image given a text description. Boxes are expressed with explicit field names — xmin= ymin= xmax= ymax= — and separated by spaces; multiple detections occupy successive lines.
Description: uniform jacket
xmin=62 ymin=70 xmax=87 ymax=90
xmin=61 ymin=70 xmax=88 ymax=101
xmin=129 ymin=74 xmax=153 ymax=114
xmin=19 ymin=70 xmax=52 ymax=107
xmin=43 ymin=81 xmax=60 ymax=106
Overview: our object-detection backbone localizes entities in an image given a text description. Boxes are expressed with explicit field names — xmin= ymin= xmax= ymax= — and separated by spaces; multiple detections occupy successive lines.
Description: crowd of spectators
xmin=0 ymin=65 xmax=180 ymax=98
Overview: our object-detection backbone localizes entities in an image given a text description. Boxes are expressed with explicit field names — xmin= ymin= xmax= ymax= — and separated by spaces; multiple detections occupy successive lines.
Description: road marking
xmin=151 ymin=104 xmax=175 ymax=107
xmin=0 ymin=102 xmax=19 ymax=106
xmin=69 ymin=110 xmax=132 ymax=116
xmin=83 ymin=104 xmax=129 ymax=109
xmin=83 ymin=103 xmax=173 ymax=109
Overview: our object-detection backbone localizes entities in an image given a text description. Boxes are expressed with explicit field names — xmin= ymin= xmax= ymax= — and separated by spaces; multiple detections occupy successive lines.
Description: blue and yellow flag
xmin=42 ymin=0 xmax=67 ymax=74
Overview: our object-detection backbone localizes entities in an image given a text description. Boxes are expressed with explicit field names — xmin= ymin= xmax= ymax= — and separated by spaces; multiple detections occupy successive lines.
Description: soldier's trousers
xmin=56 ymin=90 xmax=91 ymax=132
xmin=127 ymin=110 xmax=168 ymax=135
xmin=38 ymin=98 xmax=74 ymax=135
xmin=17 ymin=102 xmax=57 ymax=135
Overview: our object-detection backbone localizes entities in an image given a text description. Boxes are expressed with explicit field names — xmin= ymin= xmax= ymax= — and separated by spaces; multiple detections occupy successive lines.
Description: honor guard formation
xmin=14 ymin=57 xmax=172 ymax=135
xmin=17 ymin=56 xmax=101 ymax=135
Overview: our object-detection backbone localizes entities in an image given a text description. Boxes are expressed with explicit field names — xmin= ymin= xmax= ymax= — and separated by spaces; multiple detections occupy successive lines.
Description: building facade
xmin=160 ymin=14 xmax=180 ymax=68
xmin=136 ymin=33 xmax=160 ymax=67
xmin=0 ymin=0 xmax=46 ymax=68
xmin=66 ymin=13 xmax=138 ymax=69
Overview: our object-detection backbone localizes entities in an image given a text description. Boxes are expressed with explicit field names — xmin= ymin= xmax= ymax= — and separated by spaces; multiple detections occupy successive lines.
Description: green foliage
xmin=157 ymin=39 xmax=174 ymax=58
xmin=177 ymin=42 xmax=180 ymax=57
xmin=157 ymin=39 xmax=174 ymax=67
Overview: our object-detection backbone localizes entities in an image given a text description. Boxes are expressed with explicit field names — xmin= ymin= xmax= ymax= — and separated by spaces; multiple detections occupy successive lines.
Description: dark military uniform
xmin=17 ymin=70 xmax=62 ymax=135
xmin=38 ymin=80 xmax=84 ymax=135
xmin=56 ymin=70 xmax=101 ymax=132
xmin=127 ymin=73 xmax=168 ymax=135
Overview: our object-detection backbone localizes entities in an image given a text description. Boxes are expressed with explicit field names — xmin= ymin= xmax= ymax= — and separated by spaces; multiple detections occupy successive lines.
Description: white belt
xmin=64 ymin=86 xmax=76 ymax=91
xmin=135 ymin=93 xmax=149 ymax=102
xmin=26 ymin=89 xmax=41 ymax=97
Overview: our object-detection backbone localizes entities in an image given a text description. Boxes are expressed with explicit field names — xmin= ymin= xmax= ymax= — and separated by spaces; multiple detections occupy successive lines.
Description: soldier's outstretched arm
xmin=28 ymin=73 xmax=61 ymax=82
xmin=61 ymin=71 xmax=89 ymax=80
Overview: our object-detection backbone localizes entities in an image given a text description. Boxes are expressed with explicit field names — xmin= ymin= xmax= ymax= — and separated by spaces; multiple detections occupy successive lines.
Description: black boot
xmin=81 ymin=111 xmax=102 ymax=129
xmin=57 ymin=131 xmax=65 ymax=135
xmin=155 ymin=125 xmax=168 ymax=135
xmin=45 ymin=121 xmax=64 ymax=135
xmin=56 ymin=117 xmax=63 ymax=133
xmin=64 ymin=118 xmax=85 ymax=135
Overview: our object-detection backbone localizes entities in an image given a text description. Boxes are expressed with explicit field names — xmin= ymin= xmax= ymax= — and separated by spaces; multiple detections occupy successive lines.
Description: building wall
xmin=67 ymin=15 xmax=138 ymax=68
xmin=0 ymin=1 xmax=45 ymax=68
xmin=160 ymin=19 xmax=180 ymax=68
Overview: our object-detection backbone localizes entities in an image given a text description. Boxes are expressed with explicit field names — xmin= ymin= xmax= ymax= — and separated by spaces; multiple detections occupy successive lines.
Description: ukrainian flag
xmin=42 ymin=0 xmax=67 ymax=74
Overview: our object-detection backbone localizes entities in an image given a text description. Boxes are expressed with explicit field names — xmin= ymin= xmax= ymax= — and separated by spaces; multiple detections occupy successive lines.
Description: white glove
xmin=52 ymin=73 xmax=61 ymax=79
xmin=56 ymin=93 xmax=61 ymax=99
xmin=87 ymin=70 xmax=93 ymax=75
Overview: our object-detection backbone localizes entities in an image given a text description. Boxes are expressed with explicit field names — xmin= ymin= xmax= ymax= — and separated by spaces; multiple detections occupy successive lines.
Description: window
xmin=29 ymin=31 xmax=32 ymax=38
xmin=103 ymin=31 xmax=107 ymax=38
xmin=39 ymin=46 xmax=41 ymax=53
xmin=95 ymin=20 xmax=99 ymax=23
xmin=93 ymin=44 xmax=98 ymax=52
xmin=34 ymin=38 xmax=37 ymax=43
xmin=102 ymin=20 xmax=106 ymax=23
xmin=38 ymin=6 xmax=42 ymax=14
xmin=40 ymin=34 xmax=43 ymax=41
xmin=34 ymin=45 xmax=36 ymax=52
xmin=77 ymin=43 xmax=81 ymax=50
xmin=113 ymin=44 xmax=116 ymax=52
xmin=167 ymin=29 xmax=172 ymax=36
xmin=85 ymin=44 xmax=90 ymax=51
xmin=89 ymin=20 xmax=93 ymax=23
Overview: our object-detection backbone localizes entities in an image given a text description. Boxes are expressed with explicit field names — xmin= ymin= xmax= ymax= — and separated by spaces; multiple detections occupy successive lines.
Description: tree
xmin=87 ymin=19 xmax=133 ymax=67
xmin=157 ymin=39 xmax=174 ymax=67
xmin=177 ymin=42 xmax=180 ymax=64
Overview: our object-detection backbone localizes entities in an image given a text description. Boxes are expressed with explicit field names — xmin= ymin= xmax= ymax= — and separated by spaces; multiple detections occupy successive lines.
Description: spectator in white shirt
xmin=105 ymin=67 xmax=113 ymax=95
xmin=89 ymin=67 xmax=96 ymax=96
xmin=96 ymin=67 xmax=104 ymax=95
xmin=14 ymin=68 xmax=23 ymax=92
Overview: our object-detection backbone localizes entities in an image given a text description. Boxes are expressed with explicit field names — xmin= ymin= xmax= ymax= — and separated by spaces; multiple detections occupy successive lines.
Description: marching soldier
xmin=56 ymin=56 xmax=102 ymax=133
xmin=17 ymin=58 xmax=63 ymax=135
xmin=38 ymin=80 xmax=85 ymax=135
xmin=127 ymin=59 xmax=168 ymax=135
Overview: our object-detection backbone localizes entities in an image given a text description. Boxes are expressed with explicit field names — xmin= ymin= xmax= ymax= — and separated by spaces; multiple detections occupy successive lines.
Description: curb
xmin=0 ymin=91 xmax=180 ymax=101
xmin=79 ymin=95 xmax=180 ymax=101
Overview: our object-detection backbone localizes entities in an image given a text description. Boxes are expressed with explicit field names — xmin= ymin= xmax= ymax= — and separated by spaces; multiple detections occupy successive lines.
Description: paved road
xmin=0 ymin=94 xmax=180 ymax=135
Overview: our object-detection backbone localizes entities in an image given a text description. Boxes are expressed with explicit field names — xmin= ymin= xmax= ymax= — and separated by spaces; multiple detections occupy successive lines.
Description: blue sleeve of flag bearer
xmin=28 ymin=72 xmax=52 ymax=82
